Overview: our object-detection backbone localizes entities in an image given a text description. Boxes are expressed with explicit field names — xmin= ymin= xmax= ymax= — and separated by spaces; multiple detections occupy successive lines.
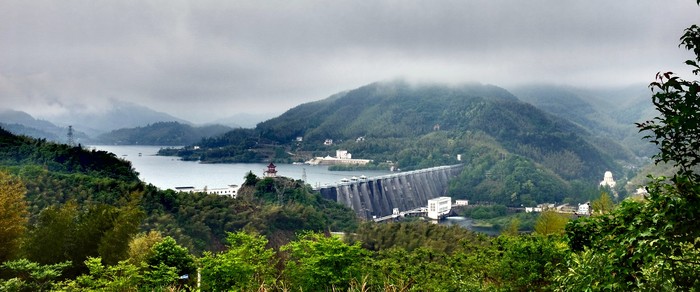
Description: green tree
xmin=282 ymin=232 xmax=368 ymax=291
xmin=146 ymin=237 xmax=196 ymax=283
xmin=200 ymin=231 xmax=277 ymax=291
xmin=243 ymin=170 xmax=259 ymax=186
xmin=502 ymin=217 xmax=521 ymax=236
xmin=496 ymin=234 xmax=569 ymax=291
xmin=0 ymin=171 xmax=28 ymax=263
xmin=57 ymin=257 xmax=143 ymax=291
xmin=363 ymin=247 xmax=457 ymax=291
xmin=534 ymin=210 xmax=569 ymax=235
xmin=127 ymin=231 xmax=163 ymax=265
xmin=0 ymin=259 xmax=70 ymax=292
xmin=23 ymin=202 xmax=79 ymax=266
xmin=590 ymin=191 xmax=614 ymax=215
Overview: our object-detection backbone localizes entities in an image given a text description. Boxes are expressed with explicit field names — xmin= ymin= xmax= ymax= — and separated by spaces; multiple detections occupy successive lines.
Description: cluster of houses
xmin=525 ymin=202 xmax=590 ymax=216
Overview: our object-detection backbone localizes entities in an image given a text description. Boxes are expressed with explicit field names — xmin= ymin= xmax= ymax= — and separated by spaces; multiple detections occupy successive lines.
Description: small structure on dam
xmin=318 ymin=164 xmax=464 ymax=219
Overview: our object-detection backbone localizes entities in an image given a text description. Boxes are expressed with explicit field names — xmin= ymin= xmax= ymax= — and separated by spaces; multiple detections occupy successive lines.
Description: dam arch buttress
xmin=318 ymin=165 xmax=464 ymax=219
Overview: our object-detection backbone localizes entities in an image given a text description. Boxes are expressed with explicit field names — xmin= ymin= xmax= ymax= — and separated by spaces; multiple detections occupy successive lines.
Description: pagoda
xmin=264 ymin=162 xmax=278 ymax=178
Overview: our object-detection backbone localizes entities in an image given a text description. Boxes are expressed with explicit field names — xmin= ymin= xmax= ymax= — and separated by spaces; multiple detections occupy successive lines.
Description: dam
xmin=318 ymin=164 xmax=464 ymax=219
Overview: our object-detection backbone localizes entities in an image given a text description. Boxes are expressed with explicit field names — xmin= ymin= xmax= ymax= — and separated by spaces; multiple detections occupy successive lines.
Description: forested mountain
xmin=510 ymin=84 xmax=655 ymax=158
xmin=165 ymin=81 xmax=627 ymax=205
xmin=96 ymin=121 xmax=232 ymax=145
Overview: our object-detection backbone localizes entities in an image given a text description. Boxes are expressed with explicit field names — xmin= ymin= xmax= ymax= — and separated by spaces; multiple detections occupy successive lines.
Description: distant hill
xmin=96 ymin=121 xmax=232 ymax=145
xmin=0 ymin=109 xmax=90 ymax=143
xmin=0 ymin=123 xmax=59 ymax=141
xmin=163 ymin=80 xmax=631 ymax=205
xmin=48 ymin=101 xmax=190 ymax=137
xmin=509 ymin=84 xmax=655 ymax=158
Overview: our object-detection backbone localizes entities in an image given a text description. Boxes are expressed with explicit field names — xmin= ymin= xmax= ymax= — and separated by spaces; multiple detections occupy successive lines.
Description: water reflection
xmin=440 ymin=216 xmax=501 ymax=236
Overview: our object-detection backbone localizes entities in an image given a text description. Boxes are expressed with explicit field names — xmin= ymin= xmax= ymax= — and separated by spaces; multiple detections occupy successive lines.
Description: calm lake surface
xmin=92 ymin=145 xmax=499 ymax=234
xmin=91 ymin=145 xmax=392 ymax=191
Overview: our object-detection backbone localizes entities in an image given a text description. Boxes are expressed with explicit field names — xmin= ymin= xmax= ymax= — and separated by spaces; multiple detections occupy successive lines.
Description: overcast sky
xmin=1 ymin=1 xmax=698 ymax=123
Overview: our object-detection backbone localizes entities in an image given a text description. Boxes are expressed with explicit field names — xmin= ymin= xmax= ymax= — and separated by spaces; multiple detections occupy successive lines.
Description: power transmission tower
xmin=67 ymin=125 xmax=75 ymax=147
xmin=302 ymin=168 xmax=307 ymax=182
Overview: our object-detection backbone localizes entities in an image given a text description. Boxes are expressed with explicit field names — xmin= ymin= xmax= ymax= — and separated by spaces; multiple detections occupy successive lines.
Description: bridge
xmin=318 ymin=164 xmax=464 ymax=220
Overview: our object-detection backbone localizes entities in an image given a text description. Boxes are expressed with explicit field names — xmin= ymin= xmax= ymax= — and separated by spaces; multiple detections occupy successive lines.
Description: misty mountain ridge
xmin=96 ymin=121 xmax=232 ymax=146
xmin=0 ymin=109 xmax=90 ymax=143
xmin=175 ymin=80 xmax=630 ymax=185
xmin=45 ymin=101 xmax=190 ymax=137
xmin=212 ymin=112 xmax=282 ymax=128
xmin=509 ymin=84 xmax=656 ymax=157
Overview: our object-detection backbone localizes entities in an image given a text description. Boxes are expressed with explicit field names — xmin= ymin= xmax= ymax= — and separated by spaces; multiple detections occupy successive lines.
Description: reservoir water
xmin=92 ymin=145 xmax=500 ymax=235
xmin=91 ymin=145 xmax=392 ymax=191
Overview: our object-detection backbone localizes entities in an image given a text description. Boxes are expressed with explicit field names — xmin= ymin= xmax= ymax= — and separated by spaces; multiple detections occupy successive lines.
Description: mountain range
xmin=158 ymin=80 xmax=657 ymax=205
xmin=1 ymin=80 xmax=658 ymax=205
xmin=96 ymin=121 xmax=232 ymax=146
xmin=0 ymin=101 xmax=255 ymax=145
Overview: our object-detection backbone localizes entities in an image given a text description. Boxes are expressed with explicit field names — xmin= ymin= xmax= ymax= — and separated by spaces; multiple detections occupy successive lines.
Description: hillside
xmin=0 ymin=127 xmax=357 ymax=274
xmin=96 ymin=121 xmax=232 ymax=145
xmin=163 ymin=81 xmax=629 ymax=205
xmin=509 ymin=84 xmax=655 ymax=158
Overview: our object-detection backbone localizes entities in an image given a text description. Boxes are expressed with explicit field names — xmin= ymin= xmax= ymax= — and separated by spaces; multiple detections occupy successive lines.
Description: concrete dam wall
xmin=318 ymin=165 xmax=464 ymax=219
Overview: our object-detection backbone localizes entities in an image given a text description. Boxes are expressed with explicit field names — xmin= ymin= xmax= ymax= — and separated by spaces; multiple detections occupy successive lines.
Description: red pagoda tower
xmin=264 ymin=162 xmax=277 ymax=177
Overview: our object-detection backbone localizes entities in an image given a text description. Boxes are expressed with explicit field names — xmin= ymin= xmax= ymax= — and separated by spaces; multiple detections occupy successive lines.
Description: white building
xmin=305 ymin=150 xmax=372 ymax=165
xmin=525 ymin=207 xmax=542 ymax=213
xmin=600 ymin=171 xmax=616 ymax=188
xmin=336 ymin=150 xmax=351 ymax=159
xmin=454 ymin=200 xmax=469 ymax=206
xmin=174 ymin=185 xmax=239 ymax=198
xmin=427 ymin=197 xmax=452 ymax=220
xmin=577 ymin=202 xmax=591 ymax=216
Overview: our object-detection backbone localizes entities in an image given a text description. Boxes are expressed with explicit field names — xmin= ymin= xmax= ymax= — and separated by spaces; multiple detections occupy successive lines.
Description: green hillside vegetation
xmin=96 ymin=121 xmax=232 ymax=146
xmin=162 ymin=81 xmax=626 ymax=205
xmin=4 ymin=10 xmax=700 ymax=290
xmin=0 ymin=128 xmax=357 ymax=275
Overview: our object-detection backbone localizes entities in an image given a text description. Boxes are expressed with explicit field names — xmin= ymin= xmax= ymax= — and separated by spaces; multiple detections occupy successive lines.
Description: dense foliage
xmin=0 ymin=127 xmax=138 ymax=181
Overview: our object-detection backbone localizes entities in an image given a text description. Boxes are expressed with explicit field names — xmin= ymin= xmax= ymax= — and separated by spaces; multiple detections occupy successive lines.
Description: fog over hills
xmin=46 ymin=101 xmax=190 ymax=137
xmin=1 ymin=1 xmax=696 ymax=123
xmin=0 ymin=109 xmax=89 ymax=143
xmin=509 ymin=84 xmax=656 ymax=157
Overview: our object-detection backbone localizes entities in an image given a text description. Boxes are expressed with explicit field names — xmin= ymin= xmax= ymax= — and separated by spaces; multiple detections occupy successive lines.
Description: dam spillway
xmin=318 ymin=164 xmax=464 ymax=219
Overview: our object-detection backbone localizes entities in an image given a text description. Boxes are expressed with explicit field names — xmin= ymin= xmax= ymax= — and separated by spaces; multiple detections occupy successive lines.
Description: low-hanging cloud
xmin=0 ymin=0 xmax=697 ymax=123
